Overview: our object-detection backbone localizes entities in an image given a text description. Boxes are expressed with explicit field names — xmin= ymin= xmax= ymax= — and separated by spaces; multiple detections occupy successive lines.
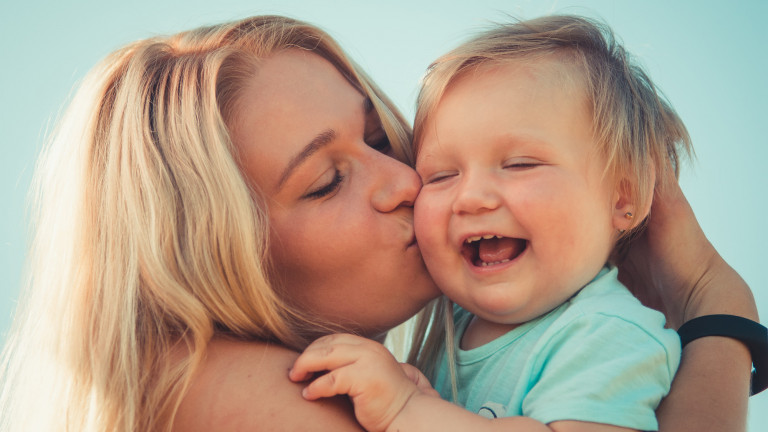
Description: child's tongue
xmin=477 ymin=237 xmax=526 ymax=264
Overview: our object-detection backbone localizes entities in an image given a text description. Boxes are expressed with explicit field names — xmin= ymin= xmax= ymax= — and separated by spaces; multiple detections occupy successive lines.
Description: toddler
xmin=291 ymin=15 xmax=688 ymax=432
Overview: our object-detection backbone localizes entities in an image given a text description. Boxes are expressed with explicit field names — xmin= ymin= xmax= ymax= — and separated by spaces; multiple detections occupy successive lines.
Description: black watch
xmin=678 ymin=314 xmax=767 ymax=395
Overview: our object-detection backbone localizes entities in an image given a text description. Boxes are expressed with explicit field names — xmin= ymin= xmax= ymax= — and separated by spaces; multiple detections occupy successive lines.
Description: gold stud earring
xmin=619 ymin=212 xmax=633 ymax=234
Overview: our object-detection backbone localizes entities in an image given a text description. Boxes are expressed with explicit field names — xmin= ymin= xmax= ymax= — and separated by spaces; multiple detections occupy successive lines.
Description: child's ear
xmin=612 ymin=175 xmax=653 ymax=233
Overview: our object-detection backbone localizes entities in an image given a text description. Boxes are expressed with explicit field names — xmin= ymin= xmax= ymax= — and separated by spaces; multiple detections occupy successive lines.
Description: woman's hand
xmin=290 ymin=333 xmax=438 ymax=432
xmin=616 ymin=167 xmax=758 ymax=328
xmin=617 ymin=167 xmax=758 ymax=432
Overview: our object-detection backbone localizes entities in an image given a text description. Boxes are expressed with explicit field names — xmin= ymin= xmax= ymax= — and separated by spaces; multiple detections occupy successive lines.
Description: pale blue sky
xmin=1 ymin=0 xmax=766 ymax=426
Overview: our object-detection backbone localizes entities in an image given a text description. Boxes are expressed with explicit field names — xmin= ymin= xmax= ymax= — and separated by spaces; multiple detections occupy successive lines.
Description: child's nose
xmin=451 ymin=172 xmax=500 ymax=215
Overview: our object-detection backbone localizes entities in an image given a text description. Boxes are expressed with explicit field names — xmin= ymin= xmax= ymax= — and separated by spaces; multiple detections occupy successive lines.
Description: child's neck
xmin=460 ymin=316 xmax=520 ymax=350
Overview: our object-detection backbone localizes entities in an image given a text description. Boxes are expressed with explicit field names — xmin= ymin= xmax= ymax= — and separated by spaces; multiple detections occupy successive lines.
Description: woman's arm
xmin=617 ymin=169 xmax=758 ymax=432
xmin=173 ymin=338 xmax=365 ymax=432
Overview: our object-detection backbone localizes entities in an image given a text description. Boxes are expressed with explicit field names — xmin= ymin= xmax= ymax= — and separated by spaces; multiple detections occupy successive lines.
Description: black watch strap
xmin=678 ymin=314 xmax=767 ymax=395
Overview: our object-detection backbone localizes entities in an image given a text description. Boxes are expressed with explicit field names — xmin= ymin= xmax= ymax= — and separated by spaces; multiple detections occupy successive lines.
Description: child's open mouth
xmin=462 ymin=235 xmax=527 ymax=267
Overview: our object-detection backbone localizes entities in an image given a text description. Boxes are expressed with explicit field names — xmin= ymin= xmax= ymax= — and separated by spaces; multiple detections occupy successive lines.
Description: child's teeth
xmin=467 ymin=234 xmax=505 ymax=244
xmin=480 ymin=258 xmax=510 ymax=267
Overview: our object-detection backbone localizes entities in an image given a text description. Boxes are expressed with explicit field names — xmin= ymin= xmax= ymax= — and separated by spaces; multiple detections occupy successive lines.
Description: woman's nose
xmin=371 ymin=155 xmax=421 ymax=213
xmin=451 ymin=172 xmax=500 ymax=215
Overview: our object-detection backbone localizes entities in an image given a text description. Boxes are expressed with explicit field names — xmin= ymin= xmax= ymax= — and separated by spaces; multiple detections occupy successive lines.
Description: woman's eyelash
xmin=304 ymin=170 xmax=344 ymax=199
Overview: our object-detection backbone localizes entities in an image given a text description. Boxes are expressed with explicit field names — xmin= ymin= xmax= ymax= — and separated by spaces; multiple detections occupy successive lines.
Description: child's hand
xmin=399 ymin=362 xmax=441 ymax=398
xmin=289 ymin=333 xmax=432 ymax=432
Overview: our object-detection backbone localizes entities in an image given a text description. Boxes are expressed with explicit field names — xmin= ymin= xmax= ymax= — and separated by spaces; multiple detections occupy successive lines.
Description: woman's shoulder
xmin=173 ymin=337 xmax=364 ymax=431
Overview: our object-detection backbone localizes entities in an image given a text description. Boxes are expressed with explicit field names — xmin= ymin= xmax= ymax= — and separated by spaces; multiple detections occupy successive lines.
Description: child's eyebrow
xmin=496 ymin=133 xmax=548 ymax=146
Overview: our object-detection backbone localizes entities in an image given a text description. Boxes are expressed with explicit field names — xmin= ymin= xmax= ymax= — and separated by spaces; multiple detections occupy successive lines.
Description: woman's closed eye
xmin=303 ymin=169 xmax=344 ymax=200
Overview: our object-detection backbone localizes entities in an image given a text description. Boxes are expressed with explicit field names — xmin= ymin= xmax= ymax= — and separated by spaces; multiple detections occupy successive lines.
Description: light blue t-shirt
xmin=432 ymin=266 xmax=681 ymax=431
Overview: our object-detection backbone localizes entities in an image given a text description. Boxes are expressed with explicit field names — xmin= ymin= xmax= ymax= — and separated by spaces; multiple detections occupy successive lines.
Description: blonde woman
xmin=0 ymin=15 xmax=757 ymax=432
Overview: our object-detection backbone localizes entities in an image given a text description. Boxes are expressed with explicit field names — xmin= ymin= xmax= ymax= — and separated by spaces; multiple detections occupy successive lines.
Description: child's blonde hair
xmin=408 ymin=14 xmax=692 ymax=382
xmin=414 ymin=15 xmax=692 ymax=232
xmin=0 ymin=15 xmax=411 ymax=432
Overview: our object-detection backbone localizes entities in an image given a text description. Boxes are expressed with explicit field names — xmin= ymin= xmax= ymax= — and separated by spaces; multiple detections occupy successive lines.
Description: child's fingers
xmin=300 ymin=367 xmax=355 ymax=400
xmin=289 ymin=334 xmax=382 ymax=382
xmin=288 ymin=335 xmax=352 ymax=381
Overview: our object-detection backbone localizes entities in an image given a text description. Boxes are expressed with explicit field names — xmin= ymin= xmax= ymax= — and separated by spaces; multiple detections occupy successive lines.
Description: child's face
xmin=414 ymin=59 xmax=619 ymax=326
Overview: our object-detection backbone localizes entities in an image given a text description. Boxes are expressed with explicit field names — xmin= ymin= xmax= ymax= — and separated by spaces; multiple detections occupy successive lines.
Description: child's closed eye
xmin=422 ymin=171 xmax=458 ymax=185
xmin=503 ymin=158 xmax=543 ymax=170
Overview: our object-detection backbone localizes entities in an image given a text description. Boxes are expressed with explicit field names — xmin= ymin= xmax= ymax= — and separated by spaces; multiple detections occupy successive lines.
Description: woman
xmin=0 ymin=15 xmax=757 ymax=432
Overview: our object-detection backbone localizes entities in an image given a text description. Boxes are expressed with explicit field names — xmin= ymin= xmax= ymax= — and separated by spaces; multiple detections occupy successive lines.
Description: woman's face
xmin=231 ymin=49 xmax=439 ymax=339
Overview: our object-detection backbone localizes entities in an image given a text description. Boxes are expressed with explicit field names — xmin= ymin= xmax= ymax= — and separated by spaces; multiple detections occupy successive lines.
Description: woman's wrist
xmin=674 ymin=251 xmax=765 ymax=395
xmin=680 ymin=254 xmax=758 ymax=324
xmin=678 ymin=314 xmax=767 ymax=395
xmin=658 ymin=335 xmax=752 ymax=432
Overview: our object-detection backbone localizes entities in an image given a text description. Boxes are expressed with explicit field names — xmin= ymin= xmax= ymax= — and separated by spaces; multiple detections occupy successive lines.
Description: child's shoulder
xmin=534 ymin=274 xmax=681 ymax=387
xmin=566 ymin=267 xmax=659 ymax=320
xmin=553 ymin=267 xmax=679 ymax=349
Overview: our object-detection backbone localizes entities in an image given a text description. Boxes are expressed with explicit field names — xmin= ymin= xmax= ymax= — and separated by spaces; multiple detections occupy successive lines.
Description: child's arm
xmin=289 ymin=334 xmax=636 ymax=432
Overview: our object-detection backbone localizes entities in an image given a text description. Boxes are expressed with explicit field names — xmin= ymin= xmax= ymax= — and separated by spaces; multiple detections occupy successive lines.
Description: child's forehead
xmin=456 ymin=55 xmax=587 ymax=96
xmin=420 ymin=62 xmax=598 ymax=142
xmin=413 ymin=53 xmax=594 ymax=160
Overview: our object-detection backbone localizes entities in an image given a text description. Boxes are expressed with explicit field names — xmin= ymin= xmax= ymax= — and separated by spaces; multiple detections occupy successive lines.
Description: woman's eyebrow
xmin=277 ymin=129 xmax=337 ymax=189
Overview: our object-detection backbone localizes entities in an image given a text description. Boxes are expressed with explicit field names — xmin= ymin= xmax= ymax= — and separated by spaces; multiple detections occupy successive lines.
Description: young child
xmin=290 ymin=15 xmax=688 ymax=432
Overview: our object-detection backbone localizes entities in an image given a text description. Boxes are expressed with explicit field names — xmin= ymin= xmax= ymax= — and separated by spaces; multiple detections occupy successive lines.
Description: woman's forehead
xmin=229 ymin=50 xmax=365 ymax=193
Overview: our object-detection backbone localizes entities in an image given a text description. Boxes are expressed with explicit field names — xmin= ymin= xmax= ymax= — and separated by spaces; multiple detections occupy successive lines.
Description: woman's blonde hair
xmin=408 ymin=15 xmax=692 ymax=384
xmin=0 ymin=15 xmax=411 ymax=432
